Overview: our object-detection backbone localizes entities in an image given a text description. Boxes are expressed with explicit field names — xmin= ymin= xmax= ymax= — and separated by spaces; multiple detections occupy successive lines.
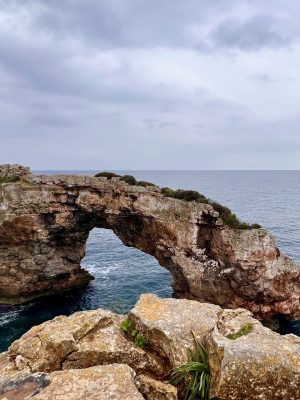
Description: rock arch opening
xmin=80 ymin=227 xmax=173 ymax=313
xmin=0 ymin=227 xmax=173 ymax=352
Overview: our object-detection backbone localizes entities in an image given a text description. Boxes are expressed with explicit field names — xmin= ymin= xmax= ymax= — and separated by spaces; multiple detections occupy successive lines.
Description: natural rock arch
xmin=0 ymin=164 xmax=299 ymax=320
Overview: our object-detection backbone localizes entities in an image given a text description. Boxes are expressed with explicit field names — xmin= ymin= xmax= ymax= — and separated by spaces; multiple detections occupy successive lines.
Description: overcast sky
xmin=0 ymin=0 xmax=299 ymax=169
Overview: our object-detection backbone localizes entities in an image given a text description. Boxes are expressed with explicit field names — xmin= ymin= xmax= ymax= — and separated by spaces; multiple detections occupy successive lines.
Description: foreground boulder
xmin=0 ymin=364 xmax=144 ymax=400
xmin=0 ymin=164 xmax=299 ymax=320
xmin=129 ymin=293 xmax=220 ymax=367
xmin=1 ymin=294 xmax=300 ymax=399
xmin=8 ymin=309 xmax=165 ymax=377
xmin=208 ymin=308 xmax=300 ymax=400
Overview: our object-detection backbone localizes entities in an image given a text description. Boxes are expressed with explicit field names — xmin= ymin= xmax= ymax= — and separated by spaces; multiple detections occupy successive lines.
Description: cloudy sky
xmin=0 ymin=0 xmax=299 ymax=169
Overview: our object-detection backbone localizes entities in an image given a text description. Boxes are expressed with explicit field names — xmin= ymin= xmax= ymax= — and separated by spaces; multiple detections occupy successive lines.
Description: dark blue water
xmin=0 ymin=171 xmax=299 ymax=351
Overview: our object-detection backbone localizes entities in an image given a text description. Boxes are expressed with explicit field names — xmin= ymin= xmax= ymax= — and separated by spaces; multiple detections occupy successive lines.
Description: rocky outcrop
xmin=128 ymin=294 xmax=220 ymax=367
xmin=0 ymin=294 xmax=299 ymax=399
xmin=0 ymin=164 xmax=299 ymax=320
xmin=208 ymin=308 xmax=300 ymax=399
xmin=0 ymin=364 xmax=144 ymax=400
xmin=8 ymin=308 xmax=165 ymax=377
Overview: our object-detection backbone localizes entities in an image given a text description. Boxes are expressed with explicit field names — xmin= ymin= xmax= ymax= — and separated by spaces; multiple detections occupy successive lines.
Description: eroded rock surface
xmin=208 ymin=308 xmax=300 ymax=400
xmin=0 ymin=164 xmax=299 ymax=320
xmin=129 ymin=293 xmax=220 ymax=367
xmin=8 ymin=309 xmax=165 ymax=377
xmin=0 ymin=364 xmax=144 ymax=400
xmin=1 ymin=294 xmax=299 ymax=400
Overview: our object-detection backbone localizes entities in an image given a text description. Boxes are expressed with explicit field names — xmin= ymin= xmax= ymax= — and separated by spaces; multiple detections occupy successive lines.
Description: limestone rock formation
xmin=0 ymin=364 xmax=144 ymax=400
xmin=0 ymin=164 xmax=299 ymax=320
xmin=129 ymin=293 xmax=220 ymax=367
xmin=8 ymin=309 xmax=165 ymax=377
xmin=208 ymin=308 xmax=300 ymax=400
xmin=1 ymin=294 xmax=299 ymax=399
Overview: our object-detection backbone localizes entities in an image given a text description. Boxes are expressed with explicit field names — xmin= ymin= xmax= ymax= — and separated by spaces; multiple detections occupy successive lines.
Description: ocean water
xmin=0 ymin=171 xmax=299 ymax=352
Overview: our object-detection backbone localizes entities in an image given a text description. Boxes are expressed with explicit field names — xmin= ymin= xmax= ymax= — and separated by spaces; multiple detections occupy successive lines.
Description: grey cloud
xmin=210 ymin=14 xmax=296 ymax=51
xmin=0 ymin=0 xmax=299 ymax=169
xmin=8 ymin=0 xmax=299 ymax=52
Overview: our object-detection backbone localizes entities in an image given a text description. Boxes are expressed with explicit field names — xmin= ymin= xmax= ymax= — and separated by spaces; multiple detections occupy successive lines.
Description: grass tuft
xmin=226 ymin=323 xmax=253 ymax=340
xmin=170 ymin=335 xmax=210 ymax=400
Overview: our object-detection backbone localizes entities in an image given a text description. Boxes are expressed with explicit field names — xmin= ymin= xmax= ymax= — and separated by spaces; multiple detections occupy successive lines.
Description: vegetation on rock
xmin=0 ymin=176 xmax=20 ymax=184
xmin=170 ymin=335 xmax=210 ymax=400
xmin=120 ymin=318 xmax=146 ymax=349
xmin=120 ymin=318 xmax=134 ymax=333
xmin=94 ymin=172 xmax=120 ymax=179
xmin=137 ymin=180 xmax=156 ymax=187
xmin=93 ymin=173 xmax=261 ymax=230
xmin=161 ymin=187 xmax=261 ymax=230
xmin=120 ymin=175 xmax=138 ymax=185
xmin=226 ymin=323 xmax=253 ymax=340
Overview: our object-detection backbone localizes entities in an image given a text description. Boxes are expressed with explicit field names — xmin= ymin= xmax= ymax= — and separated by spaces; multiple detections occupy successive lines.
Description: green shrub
xmin=159 ymin=185 xmax=261 ymax=230
xmin=161 ymin=187 xmax=175 ymax=197
xmin=138 ymin=180 xmax=155 ymax=187
xmin=208 ymin=201 xmax=231 ymax=218
xmin=133 ymin=332 xmax=146 ymax=349
xmin=94 ymin=172 xmax=120 ymax=179
xmin=0 ymin=176 xmax=20 ymax=184
xmin=161 ymin=187 xmax=208 ymax=203
xmin=120 ymin=318 xmax=134 ymax=334
xmin=173 ymin=189 xmax=207 ymax=202
xmin=120 ymin=319 xmax=146 ymax=349
xmin=170 ymin=335 xmax=210 ymax=400
xmin=226 ymin=323 xmax=253 ymax=340
xmin=251 ymin=223 xmax=262 ymax=229
xmin=120 ymin=175 xmax=137 ymax=185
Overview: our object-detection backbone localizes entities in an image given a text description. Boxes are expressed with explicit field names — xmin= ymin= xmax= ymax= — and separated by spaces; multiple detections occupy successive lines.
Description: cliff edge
xmin=0 ymin=164 xmax=299 ymax=320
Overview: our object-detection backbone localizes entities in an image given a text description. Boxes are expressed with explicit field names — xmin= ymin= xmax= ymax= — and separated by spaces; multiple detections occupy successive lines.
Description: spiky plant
xmin=170 ymin=336 xmax=211 ymax=400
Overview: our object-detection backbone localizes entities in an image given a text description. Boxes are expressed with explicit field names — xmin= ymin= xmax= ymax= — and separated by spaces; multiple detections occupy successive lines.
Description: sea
xmin=0 ymin=171 xmax=299 ymax=352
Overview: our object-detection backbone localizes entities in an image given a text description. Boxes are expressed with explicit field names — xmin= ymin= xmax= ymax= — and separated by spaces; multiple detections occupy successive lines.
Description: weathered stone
xmin=129 ymin=293 xmax=220 ymax=367
xmin=0 ymin=164 xmax=299 ymax=320
xmin=8 ymin=309 xmax=165 ymax=377
xmin=136 ymin=374 xmax=177 ymax=400
xmin=0 ymin=353 xmax=19 ymax=385
xmin=0 ymin=164 xmax=31 ymax=181
xmin=1 ymin=295 xmax=300 ymax=399
xmin=0 ymin=364 xmax=144 ymax=400
xmin=207 ymin=308 xmax=300 ymax=400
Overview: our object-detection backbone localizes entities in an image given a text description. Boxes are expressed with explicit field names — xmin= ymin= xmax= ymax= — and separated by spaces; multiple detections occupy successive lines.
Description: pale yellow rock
xmin=0 ymin=364 xmax=144 ymax=400
xmin=8 ymin=308 xmax=165 ymax=377
xmin=129 ymin=293 xmax=220 ymax=367
xmin=136 ymin=374 xmax=178 ymax=400
xmin=208 ymin=308 xmax=300 ymax=400
xmin=1 ymin=296 xmax=300 ymax=400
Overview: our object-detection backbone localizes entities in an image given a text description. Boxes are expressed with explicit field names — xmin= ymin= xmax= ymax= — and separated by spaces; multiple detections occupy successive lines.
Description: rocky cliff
xmin=0 ymin=294 xmax=299 ymax=399
xmin=0 ymin=164 xmax=299 ymax=320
